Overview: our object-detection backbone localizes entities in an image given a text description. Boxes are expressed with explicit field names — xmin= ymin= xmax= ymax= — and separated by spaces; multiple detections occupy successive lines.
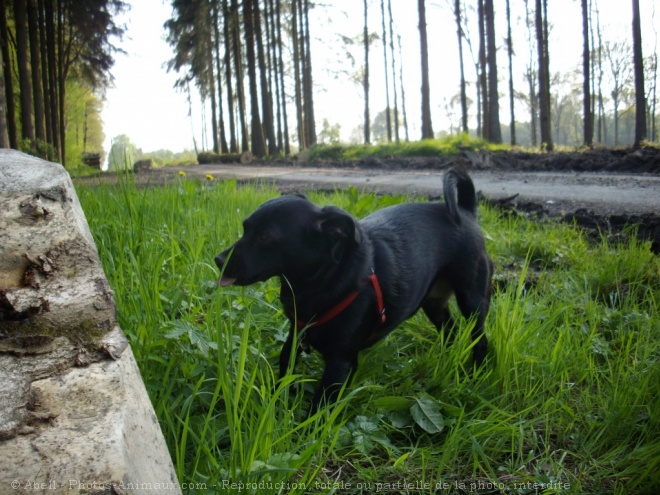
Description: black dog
xmin=215 ymin=168 xmax=492 ymax=411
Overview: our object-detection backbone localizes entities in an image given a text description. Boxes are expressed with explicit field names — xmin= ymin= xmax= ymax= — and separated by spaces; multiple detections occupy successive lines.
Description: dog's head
xmin=215 ymin=195 xmax=362 ymax=287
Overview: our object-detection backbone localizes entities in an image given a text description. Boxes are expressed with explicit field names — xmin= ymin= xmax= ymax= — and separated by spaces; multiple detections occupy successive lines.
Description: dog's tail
xmin=444 ymin=167 xmax=478 ymax=223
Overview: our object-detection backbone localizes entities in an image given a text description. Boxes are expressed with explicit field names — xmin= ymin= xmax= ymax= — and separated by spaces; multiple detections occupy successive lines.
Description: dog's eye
xmin=256 ymin=232 xmax=272 ymax=245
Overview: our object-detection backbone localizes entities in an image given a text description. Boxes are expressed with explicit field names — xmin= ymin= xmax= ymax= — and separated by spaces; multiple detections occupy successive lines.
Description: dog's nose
xmin=214 ymin=253 xmax=226 ymax=269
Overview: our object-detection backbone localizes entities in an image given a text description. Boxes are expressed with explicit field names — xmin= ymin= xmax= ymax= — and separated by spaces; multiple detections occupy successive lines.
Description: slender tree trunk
xmin=397 ymin=34 xmax=410 ymax=141
xmin=292 ymin=0 xmax=304 ymax=148
xmin=536 ymin=0 xmax=553 ymax=150
xmin=253 ymin=0 xmax=277 ymax=155
xmin=454 ymin=0 xmax=468 ymax=134
xmin=302 ymin=0 xmax=316 ymax=146
xmin=231 ymin=0 xmax=248 ymax=152
xmin=387 ymin=0 xmax=400 ymax=142
xmin=275 ymin=0 xmax=290 ymax=154
xmin=581 ymin=0 xmax=593 ymax=146
xmin=632 ymin=0 xmax=646 ymax=147
xmin=478 ymin=0 xmax=488 ymax=139
xmin=222 ymin=0 xmax=237 ymax=152
xmin=380 ymin=0 xmax=391 ymax=142
xmin=363 ymin=0 xmax=370 ymax=144
xmin=0 ymin=43 xmax=7 ymax=148
xmin=208 ymin=62 xmax=220 ymax=153
xmin=0 ymin=0 xmax=17 ymax=148
xmin=57 ymin=0 xmax=67 ymax=164
xmin=506 ymin=0 xmax=516 ymax=145
xmin=37 ymin=0 xmax=52 ymax=148
xmin=265 ymin=0 xmax=283 ymax=152
xmin=27 ymin=0 xmax=45 ymax=144
xmin=484 ymin=0 xmax=502 ymax=143
xmin=14 ymin=0 xmax=36 ymax=145
xmin=45 ymin=0 xmax=60 ymax=160
xmin=418 ymin=0 xmax=434 ymax=139
xmin=212 ymin=1 xmax=228 ymax=154
xmin=244 ymin=0 xmax=265 ymax=157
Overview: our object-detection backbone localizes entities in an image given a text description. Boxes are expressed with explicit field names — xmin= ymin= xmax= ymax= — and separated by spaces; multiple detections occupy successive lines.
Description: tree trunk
xmin=212 ymin=1 xmax=229 ymax=154
xmin=45 ymin=0 xmax=60 ymax=160
xmin=254 ymin=0 xmax=277 ymax=155
xmin=363 ymin=0 xmax=370 ymax=144
xmin=632 ymin=0 xmax=646 ymax=147
xmin=265 ymin=0 xmax=283 ymax=152
xmin=387 ymin=0 xmax=400 ymax=142
xmin=275 ymin=0 xmax=290 ymax=154
xmin=222 ymin=0 xmax=237 ymax=153
xmin=302 ymin=0 xmax=316 ymax=147
xmin=581 ymin=0 xmax=593 ymax=146
xmin=478 ymin=0 xmax=488 ymax=139
xmin=231 ymin=0 xmax=248 ymax=152
xmin=14 ymin=0 xmax=36 ymax=145
xmin=397 ymin=34 xmax=410 ymax=141
xmin=535 ymin=0 xmax=553 ymax=151
xmin=380 ymin=0 xmax=391 ymax=142
xmin=291 ymin=0 xmax=304 ymax=148
xmin=484 ymin=0 xmax=502 ymax=143
xmin=454 ymin=0 xmax=468 ymax=134
xmin=27 ymin=0 xmax=46 ymax=144
xmin=505 ymin=0 xmax=516 ymax=145
xmin=0 ymin=0 xmax=17 ymax=148
xmin=0 ymin=43 xmax=8 ymax=148
xmin=418 ymin=0 xmax=433 ymax=139
xmin=37 ymin=0 xmax=53 ymax=148
xmin=243 ymin=0 xmax=265 ymax=157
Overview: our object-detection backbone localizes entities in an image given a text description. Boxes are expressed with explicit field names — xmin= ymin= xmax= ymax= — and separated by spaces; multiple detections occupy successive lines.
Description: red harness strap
xmin=293 ymin=271 xmax=386 ymax=330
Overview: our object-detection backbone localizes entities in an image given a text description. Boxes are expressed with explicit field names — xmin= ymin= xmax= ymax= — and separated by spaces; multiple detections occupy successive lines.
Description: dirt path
xmin=75 ymin=159 xmax=660 ymax=252
xmin=163 ymin=163 xmax=659 ymax=217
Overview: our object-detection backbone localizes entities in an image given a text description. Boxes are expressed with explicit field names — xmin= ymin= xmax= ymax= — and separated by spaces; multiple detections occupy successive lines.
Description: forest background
xmin=0 ymin=0 xmax=658 ymax=171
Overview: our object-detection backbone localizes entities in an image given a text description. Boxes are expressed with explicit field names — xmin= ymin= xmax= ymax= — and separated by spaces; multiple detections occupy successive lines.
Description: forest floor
xmin=76 ymin=147 xmax=660 ymax=252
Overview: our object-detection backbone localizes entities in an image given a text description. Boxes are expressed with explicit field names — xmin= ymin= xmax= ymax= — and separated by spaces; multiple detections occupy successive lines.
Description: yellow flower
xmin=205 ymin=174 xmax=214 ymax=181
xmin=178 ymin=170 xmax=186 ymax=177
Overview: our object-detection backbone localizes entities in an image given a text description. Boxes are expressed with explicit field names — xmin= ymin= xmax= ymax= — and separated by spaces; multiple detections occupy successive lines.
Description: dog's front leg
xmin=310 ymin=355 xmax=358 ymax=412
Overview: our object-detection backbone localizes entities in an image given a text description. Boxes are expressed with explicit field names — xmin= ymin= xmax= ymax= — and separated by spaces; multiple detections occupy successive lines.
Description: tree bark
xmin=0 ymin=0 xmax=17 ymax=148
xmin=478 ymin=0 xmax=488 ymax=139
xmin=535 ymin=0 xmax=553 ymax=150
xmin=418 ymin=0 xmax=434 ymax=139
xmin=454 ymin=0 xmax=468 ymax=134
xmin=27 ymin=0 xmax=46 ymax=143
xmin=253 ymin=0 xmax=277 ymax=155
xmin=243 ymin=0 xmax=266 ymax=157
xmin=506 ymin=0 xmax=516 ymax=145
xmin=632 ymin=0 xmax=646 ymax=147
xmin=14 ymin=0 xmax=36 ymax=145
xmin=484 ymin=0 xmax=502 ymax=143
xmin=380 ymin=0 xmax=391 ymax=142
xmin=581 ymin=0 xmax=593 ymax=146
xmin=363 ymin=0 xmax=370 ymax=144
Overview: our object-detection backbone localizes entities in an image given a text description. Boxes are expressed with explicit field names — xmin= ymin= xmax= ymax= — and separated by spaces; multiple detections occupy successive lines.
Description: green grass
xmin=304 ymin=134 xmax=509 ymax=161
xmin=76 ymin=176 xmax=660 ymax=494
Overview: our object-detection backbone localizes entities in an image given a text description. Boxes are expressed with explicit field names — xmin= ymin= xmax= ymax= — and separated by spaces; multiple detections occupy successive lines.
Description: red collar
xmin=292 ymin=271 xmax=386 ymax=330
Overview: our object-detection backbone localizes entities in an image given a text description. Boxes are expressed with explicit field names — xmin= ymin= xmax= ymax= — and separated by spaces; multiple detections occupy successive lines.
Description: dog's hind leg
xmin=422 ymin=279 xmax=457 ymax=341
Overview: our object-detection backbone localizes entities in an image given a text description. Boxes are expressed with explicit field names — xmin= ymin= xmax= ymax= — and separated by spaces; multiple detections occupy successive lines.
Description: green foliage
xmin=305 ymin=133 xmax=509 ymax=161
xmin=77 ymin=178 xmax=660 ymax=494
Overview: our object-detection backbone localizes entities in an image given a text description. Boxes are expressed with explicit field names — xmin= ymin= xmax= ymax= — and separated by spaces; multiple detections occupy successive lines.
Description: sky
xmin=101 ymin=0 xmax=659 ymax=158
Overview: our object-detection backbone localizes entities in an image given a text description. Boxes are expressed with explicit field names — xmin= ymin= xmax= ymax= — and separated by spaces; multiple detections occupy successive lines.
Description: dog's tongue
xmin=215 ymin=276 xmax=237 ymax=287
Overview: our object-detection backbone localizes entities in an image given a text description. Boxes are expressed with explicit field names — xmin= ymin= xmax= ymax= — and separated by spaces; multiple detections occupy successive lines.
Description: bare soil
xmin=75 ymin=147 xmax=660 ymax=253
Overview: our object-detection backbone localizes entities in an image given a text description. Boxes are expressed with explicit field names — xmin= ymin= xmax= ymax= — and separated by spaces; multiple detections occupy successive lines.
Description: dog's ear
xmin=314 ymin=206 xmax=361 ymax=261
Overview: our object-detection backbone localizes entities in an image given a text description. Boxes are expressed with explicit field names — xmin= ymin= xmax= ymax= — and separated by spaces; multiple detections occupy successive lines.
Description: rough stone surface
xmin=0 ymin=151 xmax=180 ymax=494
xmin=0 ymin=149 xmax=115 ymax=337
